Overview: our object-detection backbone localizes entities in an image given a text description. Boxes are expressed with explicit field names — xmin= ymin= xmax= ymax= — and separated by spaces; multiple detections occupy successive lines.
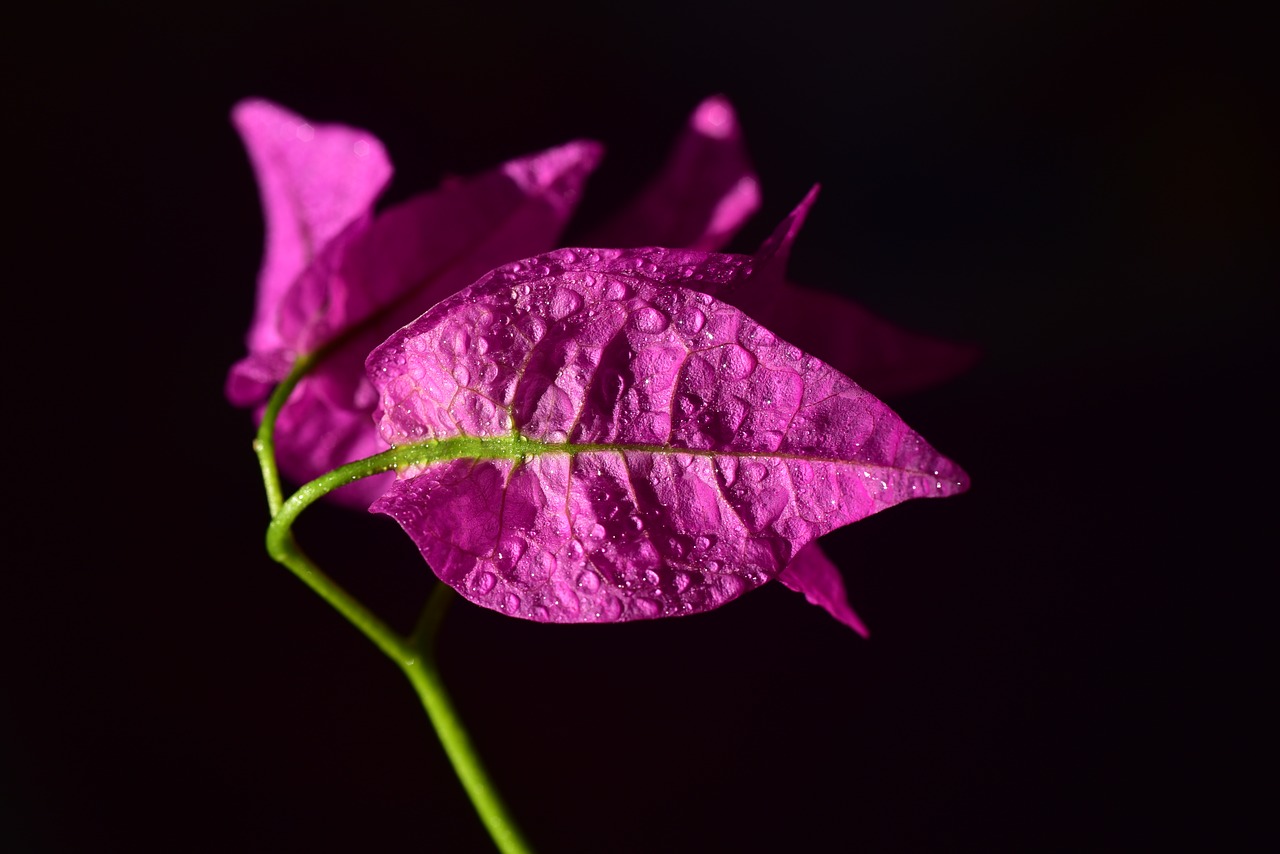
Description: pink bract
xmin=226 ymin=96 xmax=763 ymax=506
xmin=367 ymin=245 xmax=968 ymax=625
xmin=229 ymin=97 xmax=975 ymax=631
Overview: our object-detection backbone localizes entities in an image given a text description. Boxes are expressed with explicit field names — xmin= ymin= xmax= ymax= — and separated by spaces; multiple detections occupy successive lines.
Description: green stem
xmin=403 ymin=585 xmax=534 ymax=854
xmin=263 ymin=440 xmax=534 ymax=854
xmin=252 ymin=352 xmax=315 ymax=518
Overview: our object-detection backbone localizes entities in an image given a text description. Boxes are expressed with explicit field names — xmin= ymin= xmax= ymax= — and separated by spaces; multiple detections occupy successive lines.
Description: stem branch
xmin=262 ymin=444 xmax=534 ymax=853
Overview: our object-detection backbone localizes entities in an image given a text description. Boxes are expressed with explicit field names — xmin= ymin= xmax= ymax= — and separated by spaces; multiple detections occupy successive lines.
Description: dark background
xmin=9 ymin=2 xmax=1273 ymax=851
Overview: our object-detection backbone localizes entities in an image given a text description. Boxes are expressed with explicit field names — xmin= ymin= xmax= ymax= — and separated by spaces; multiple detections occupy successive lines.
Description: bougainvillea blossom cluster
xmin=227 ymin=96 xmax=973 ymax=633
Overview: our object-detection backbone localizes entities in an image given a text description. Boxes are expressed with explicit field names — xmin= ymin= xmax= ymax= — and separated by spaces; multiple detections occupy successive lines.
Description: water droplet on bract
xmin=604 ymin=279 xmax=632 ymax=300
xmin=717 ymin=344 xmax=757 ymax=380
xmin=598 ymin=596 xmax=623 ymax=621
xmin=644 ymin=569 xmax=662 ymax=586
xmin=503 ymin=593 xmax=521 ymax=613
xmin=576 ymin=570 xmax=601 ymax=592
xmin=474 ymin=572 xmax=497 ymax=593
xmin=548 ymin=287 xmax=583 ymax=320
xmin=675 ymin=306 xmax=706 ymax=334
xmin=748 ymin=325 xmax=776 ymax=347
xmin=631 ymin=306 xmax=669 ymax=333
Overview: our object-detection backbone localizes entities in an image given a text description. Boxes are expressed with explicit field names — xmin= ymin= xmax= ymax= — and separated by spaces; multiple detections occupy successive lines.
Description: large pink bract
xmin=228 ymin=97 xmax=975 ymax=631
xmin=368 ymin=246 xmax=968 ymax=624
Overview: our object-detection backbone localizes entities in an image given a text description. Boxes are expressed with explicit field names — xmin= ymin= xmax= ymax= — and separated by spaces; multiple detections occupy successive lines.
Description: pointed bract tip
xmin=691 ymin=94 xmax=740 ymax=140
xmin=230 ymin=97 xmax=297 ymax=131
xmin=753 ymin=183 xmax=821 ymax=269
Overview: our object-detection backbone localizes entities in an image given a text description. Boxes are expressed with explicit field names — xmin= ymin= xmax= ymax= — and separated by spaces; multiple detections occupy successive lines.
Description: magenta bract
xmin=230 ymin=97 xmax=975 ymax=630
xmin=367 ymin=246 xmax=968 ymax=624
xmin=226 ymin=96 xmax=764 ymax=506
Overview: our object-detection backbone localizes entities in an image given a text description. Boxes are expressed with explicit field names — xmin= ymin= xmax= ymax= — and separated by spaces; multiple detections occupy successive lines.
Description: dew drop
xmin=604 ymin=279 xmax=632 ymax=300
xmin=547 ymin=287 xmax=583 ymax=320
xmin=748 ymin=325 xmax=777 ymax=346
xmin=597 ymin=596 xmax=623 ymax=621
xmin=474 ymin=571 xmax=497 ymax=593
xmin=718 ymin=344 xmax=757 ymax=380
xmin=676 ymin=306 xmax=706 ymax=334
xmin=631 ymin=306 xmax=669 ymax=333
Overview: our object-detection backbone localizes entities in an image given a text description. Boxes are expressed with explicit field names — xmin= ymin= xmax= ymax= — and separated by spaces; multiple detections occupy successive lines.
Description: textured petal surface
xmin=231 ymin=139 xmax=603 ymax=506
xmin=585 ymin=95 xmax=760 ymax=251
xmin=368 ymin=247 xmax=968 ymax=623
xmin=231 ymin=99 xmax=391 ymax=355
xmin=776 ymin=543 xmax=870 ymax=637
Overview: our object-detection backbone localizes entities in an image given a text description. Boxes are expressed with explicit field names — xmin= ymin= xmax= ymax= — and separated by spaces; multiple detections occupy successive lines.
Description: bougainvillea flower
xmin=229 ymin=97 xmax=974 ymax=630
xmin=367 ymin=240 xmax=969 ymax=625
xmin=226 ymin=96 xmax=763 ymax=506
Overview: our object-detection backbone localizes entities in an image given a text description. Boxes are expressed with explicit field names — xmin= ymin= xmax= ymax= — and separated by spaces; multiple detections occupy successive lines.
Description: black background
xmin=9 ymin=2 xmax=1273 ymax=851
